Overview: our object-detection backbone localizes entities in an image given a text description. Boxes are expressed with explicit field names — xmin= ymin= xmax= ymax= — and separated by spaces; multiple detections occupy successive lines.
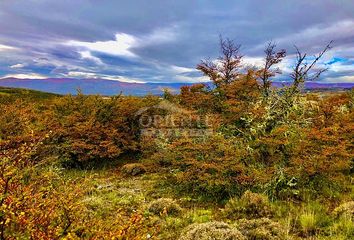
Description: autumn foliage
xmin=0 ymin=38 xmax=353 ymax=239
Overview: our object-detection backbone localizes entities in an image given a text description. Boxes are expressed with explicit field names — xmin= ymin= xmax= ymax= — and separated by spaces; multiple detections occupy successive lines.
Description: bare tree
xmin=197 ymin=36 xmax=243 ymax=88
xmin=290 ymin=41 xmax=333 ymax=94
xmin=259 ymin=42 xmax=286 ymax=98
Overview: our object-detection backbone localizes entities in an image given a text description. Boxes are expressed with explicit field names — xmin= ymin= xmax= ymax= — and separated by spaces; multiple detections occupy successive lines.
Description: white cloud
xmin=242 ymin=56 xmax=264 ymax=68
xmin=174 ymin=75 xmax=209 ymax=83
xmin=65 ymin=71 xmax=145 ymax=83
xmin=66 ymin=71 xmax=99 ymax=78
xmin=255 ymin=19 xmax=354 ymax=52
xmin=170 ymin=65 xmax=197 ymax=74
xmin=0 ymin=44 xmax=15 ymax=51
xmin=66 ymin=26 xmax=178 ymax=60
xmin=31 ymin=57 xmax=94 ymax=73
xmin=141 ymin=26 xmax=178 ymax=46
xmin=1 ymin=73 xmax=47 ymax=79
xmin=67 ymin=33 xmax=137 ymax=58
xmin=329 ymin=62 xmax=354 ymax=72
xmin=274 ymin=58 xmax=294 ymax=74
xmin=79 ymin=51 xmax=104 ymax=65
xmin=10 ymin=63 xmax=26 ymax=68
xmin=323 ymin=76 xmax=354 ymax=83
xmin=242 ymin=56 xmax=294 ymax=75
xmin=105 ymin=76 xmax=146 ymax=83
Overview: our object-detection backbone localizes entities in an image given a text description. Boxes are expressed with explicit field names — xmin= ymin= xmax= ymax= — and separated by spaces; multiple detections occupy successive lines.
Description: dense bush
xmin=334 ymin=201 xmax=354 ymax=219
xmin=236 ymin=218 xmax=287 ymax=240
xmin=0 ymin=133 xmax=82 ymax=239
xmin=46 ymin=93 xmax=158 ymax=167
xmin=179 ymin=221 xmax=246 ymax=240
xmin=147 ymin=134 xmax=252 ymax=201
xmin=0 ymin=100 xmax=42 ymax=140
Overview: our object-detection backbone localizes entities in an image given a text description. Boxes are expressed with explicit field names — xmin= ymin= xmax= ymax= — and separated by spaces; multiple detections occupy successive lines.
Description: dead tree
xmin=259 ymin=42 xmax=286 ymax=98
xmin=197 ymin=36 xmax=243 ymax=88
xmin=289 ymin=41 xmax=333 ymax=94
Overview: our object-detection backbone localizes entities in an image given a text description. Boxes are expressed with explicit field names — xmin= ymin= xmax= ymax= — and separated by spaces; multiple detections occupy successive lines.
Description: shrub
xmin=333 ymin=201 xmax=354 ymax=219
xmin=0 ymin=100 xmax=41 ymax=140
xmin=148 ymin=198 xmax=182 ymax=216
xmin=180 ymin=84 xmax=215 ymax=112
xmin=225 ymin=191 xmax=272 ymax=219
xmin=179 ymin=221 xmax=246 ymax=240
xmin=148 ymin=134 xmax=251 ymax=202
xmin=47 ymin=94 xmax=153 ymax=167
xmin=263 ymin=170 xmax=300 ymax=201
xmin=0 ymin=135 xmax=87 ymax=239
xmin=236 ymin=218 xmax=287 ymax=240
xmin=121 ymin=163 xmax=146 ymax=176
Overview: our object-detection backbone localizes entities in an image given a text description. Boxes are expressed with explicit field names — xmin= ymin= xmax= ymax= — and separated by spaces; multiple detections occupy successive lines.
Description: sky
xmin=0 ymin=0 xmax=353 ymax=83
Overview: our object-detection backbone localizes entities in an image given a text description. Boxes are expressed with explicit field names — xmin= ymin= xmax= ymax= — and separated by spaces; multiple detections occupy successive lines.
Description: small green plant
xmin=187 ymin=209 xmax=213 ymax=223
xmin=299 ymin=210 xmax=317 ymax=236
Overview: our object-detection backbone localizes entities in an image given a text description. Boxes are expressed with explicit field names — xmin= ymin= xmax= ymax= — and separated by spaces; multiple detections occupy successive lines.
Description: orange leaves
xmin=312 ymin=92 xmax=352 ymax=128
xmin=147 ymin=134 xmax=251 ymax=200
xmin=180 ymin=84 xmax=214 ymax=112
xmin=46 ymin=94 xmax=148 ymax=166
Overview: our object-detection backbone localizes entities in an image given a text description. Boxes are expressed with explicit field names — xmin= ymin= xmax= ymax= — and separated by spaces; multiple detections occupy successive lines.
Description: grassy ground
xmin=38 ymin=158 xmax=352 ymax=239
xmin=0 ymin=87 xmax=352 ymax=239
xmin=31 ymin=150 xmax=222 ymax=238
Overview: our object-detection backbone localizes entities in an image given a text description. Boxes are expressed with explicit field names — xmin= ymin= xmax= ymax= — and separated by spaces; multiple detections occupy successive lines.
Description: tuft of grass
xmin=299 ymin=210 xmax=317 ymax=235
xmin=224 ymin=191 xmax=272 ymax=219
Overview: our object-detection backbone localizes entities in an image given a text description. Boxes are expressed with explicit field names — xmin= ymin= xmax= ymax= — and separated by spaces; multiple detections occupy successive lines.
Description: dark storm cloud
xmin=0 ymin=0 xmax=353 ymax=82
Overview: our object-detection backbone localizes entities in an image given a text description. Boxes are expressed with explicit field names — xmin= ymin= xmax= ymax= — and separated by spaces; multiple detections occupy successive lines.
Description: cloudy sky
xmin=0 ymin=0 xmax=353 ymax=83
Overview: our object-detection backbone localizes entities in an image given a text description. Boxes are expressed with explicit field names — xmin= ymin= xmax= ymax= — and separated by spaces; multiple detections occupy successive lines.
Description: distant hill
xmin=0 ymin=86 xmax=60 ymax=100
xmin=0 ymin=78 xmax=188 ymax=96
xmin=0 ymin=78 xmax=353 ymax=96
xmin=271 ymin=81 xmax=354 ymax=91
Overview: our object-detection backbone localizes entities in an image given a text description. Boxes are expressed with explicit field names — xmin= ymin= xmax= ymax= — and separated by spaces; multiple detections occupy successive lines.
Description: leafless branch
xmin=259 ymin=41 xmax=286 ymax=98
xmin=197 ymin=35 xmax=243 ymax=87
xmin=290 ymin=41 xmax=333 ymax=92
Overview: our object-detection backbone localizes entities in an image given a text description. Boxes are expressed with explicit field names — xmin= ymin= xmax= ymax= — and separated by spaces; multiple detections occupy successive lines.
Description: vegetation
xmin=148 ymin=198 xmax=182 ymax=216
xmin=0 ymin=87 xmax=60 ymax=102
xmin=224 ymin=191 xmax=273 ymax=219
xmin=236 ymin=218 xmax=286 ymax=240
xmin=0 ymin=38 xmax=353 ymax=239
xmin=179 ymin=222 xmax=246 ymax=240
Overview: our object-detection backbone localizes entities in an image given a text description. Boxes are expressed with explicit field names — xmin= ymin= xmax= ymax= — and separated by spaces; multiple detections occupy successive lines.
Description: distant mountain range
xmin=0 ymin=77 xmax=353 ymax=96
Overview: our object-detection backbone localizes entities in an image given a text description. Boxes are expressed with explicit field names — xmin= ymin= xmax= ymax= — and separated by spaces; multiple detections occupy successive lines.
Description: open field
xmin=1 ymin=1 xmax=354 ymax=239
xmin=0 ymin=85 xmax=353 ymax=239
